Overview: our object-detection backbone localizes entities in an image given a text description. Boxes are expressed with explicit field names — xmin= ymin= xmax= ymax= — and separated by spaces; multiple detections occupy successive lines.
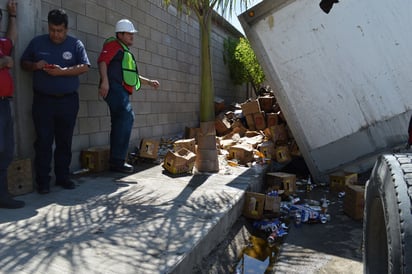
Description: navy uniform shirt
xmin=21 ymin=34 xmax=90 ymax=95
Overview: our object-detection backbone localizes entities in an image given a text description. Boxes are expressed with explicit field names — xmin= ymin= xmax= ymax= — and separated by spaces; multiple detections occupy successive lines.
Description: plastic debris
xmin=252 ymin=219 xmax=288 ymax=244
xmin=286 ymin=204 xmax=331 ymax=225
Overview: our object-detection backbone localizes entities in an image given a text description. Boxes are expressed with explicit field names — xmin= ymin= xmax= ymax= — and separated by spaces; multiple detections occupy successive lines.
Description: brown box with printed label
xmin=344 ymin=183 xmax=365 ymax=220
xmin=243 ymin=192 xmax=266 ymax=219
xmin=329 ymin=171 xmax=358 ymax=192
xmin=163 ymin=148 xmax=196 ymax=174
xmin=81 ymin=146 xmax=110 ymax=172
xmin=140 ymin=139 xmax=160 ymax=159
xmin=265 ymin=172 xmax=296 ymax=195
xmin=7 ymin=158 xmax=33 ymax=196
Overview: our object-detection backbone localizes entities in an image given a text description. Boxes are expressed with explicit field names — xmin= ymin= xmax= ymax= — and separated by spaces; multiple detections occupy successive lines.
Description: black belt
xmin=0 ymin=96 xmax=12 ymax=100
xmin=35 ymin=92 xmax=76 ymax=98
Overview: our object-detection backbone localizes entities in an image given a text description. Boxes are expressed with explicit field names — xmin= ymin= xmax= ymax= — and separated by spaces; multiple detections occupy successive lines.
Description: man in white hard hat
xmin=97 ymin=19 xmax=160 ymax=173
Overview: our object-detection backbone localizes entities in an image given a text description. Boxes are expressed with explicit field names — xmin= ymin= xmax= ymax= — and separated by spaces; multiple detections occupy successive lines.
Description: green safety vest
xmin=105 ymin=37 xmax=141 ymax=91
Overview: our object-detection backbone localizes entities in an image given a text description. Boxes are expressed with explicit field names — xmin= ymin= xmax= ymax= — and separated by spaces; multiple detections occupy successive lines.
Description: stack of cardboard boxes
xmin=211 ymin=96 xmax=299 ymax=166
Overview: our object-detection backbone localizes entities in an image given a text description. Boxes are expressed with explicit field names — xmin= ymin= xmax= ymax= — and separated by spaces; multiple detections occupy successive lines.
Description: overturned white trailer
xmin=239 ymin=0 xmax=412 ymax=182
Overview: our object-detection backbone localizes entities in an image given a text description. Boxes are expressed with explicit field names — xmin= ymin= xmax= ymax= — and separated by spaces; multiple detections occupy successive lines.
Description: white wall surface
xmin=241 ymin=0 xmax=412 ymax=180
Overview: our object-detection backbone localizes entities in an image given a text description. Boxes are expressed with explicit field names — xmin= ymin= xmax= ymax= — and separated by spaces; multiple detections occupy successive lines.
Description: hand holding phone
xmin=44 ymin=64 xmax=56 ymax=69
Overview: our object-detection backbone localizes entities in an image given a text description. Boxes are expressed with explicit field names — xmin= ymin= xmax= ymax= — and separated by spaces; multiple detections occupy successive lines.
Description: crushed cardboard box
xmin=163 ymin=147 xmax=196 ymax=174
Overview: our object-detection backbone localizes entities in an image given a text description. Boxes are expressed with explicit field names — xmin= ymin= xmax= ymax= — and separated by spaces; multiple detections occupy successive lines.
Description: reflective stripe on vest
xmin=105 ymin=37 xmax=141 ymax=91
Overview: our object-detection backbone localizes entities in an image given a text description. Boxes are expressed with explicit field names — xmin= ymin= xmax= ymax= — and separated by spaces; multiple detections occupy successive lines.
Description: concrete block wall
xmin=2 ymin=0 xmax=247 ymax=171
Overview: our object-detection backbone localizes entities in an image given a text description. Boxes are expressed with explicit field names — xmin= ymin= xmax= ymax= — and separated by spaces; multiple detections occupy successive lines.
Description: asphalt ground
xmin=273 ymin=185 xmax=364 ymax=274
xmin=194 ymin=165 xmax=369 ymax=274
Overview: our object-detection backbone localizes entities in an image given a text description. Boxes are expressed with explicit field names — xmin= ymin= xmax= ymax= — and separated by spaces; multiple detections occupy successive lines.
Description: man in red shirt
xmin=0 ymin=0 xmax=24 ymax=208
xmin=98 ymin=19 xmax=160 ymax=173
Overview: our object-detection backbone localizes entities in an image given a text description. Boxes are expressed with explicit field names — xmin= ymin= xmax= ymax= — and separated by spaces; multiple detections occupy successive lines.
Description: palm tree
xmin=164 ymin=0 xmax=250 ymax=173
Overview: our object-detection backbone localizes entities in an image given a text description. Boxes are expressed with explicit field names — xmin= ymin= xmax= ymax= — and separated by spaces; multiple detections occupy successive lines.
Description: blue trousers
xmin=32 ymin=93 xmax=79 ymax=187
xmin=0 ymin=100 xmax=14 ymax=197
xmin=104 ymin=84 xmax=135 ymax=166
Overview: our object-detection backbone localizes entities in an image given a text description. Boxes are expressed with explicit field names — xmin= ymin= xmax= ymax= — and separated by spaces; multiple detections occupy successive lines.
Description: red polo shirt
xmin=98 ymin=39 xmax=134 ymax=94
xmin=0 ymin=37 xmax=13 ymax=97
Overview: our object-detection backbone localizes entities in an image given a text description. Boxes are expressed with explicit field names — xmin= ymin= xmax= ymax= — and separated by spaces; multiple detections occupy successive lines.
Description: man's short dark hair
xmin=48 ymin=9 xmax=68 ymax=28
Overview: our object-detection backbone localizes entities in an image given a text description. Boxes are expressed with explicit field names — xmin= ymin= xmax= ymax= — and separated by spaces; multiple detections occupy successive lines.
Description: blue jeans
xmin=104 ymin=84 xmax=135 ymax=166
xmin=32 ymin=93 xmax=79 ymax=187
xmin=0 ymin=100 xmax=14 ymax=197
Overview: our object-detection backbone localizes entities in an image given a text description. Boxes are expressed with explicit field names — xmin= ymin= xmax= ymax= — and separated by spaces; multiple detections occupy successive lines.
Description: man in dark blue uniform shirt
xmin=21 ymin=9 xmax=90 ymax=194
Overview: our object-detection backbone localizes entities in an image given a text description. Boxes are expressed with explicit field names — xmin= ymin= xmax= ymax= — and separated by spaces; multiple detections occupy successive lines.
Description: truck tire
xmin=363 ymin=154 xmax=412 ymax=274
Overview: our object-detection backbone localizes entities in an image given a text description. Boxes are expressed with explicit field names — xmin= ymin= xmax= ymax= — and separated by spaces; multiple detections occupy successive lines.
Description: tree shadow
xmin=0 ymin=165 xmax=225 ymax=273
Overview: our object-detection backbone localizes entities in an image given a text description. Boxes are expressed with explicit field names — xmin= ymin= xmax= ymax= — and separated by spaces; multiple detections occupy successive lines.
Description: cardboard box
xmin=218 ymin=138 xmax=236 ymax=150
xmin=266 ymin=113 xmax=278 ymax=128
xmin=140 ymin=139 xmax=160 ymax=159
xmin=81 ymin=146 xmax=110 ymax=172
xmin=258 ymin=95 xmax=274 ymax=113
xmin=185 ymin=127 xmax=200 ymax=142
xmin=344 ymin=184 xmax=365 ymax=220
xmin=253 ymin=111 xmax=266 ymax=130
xmin=242 ymin=134 xmax=264 ymax=148
xmin=243 ymin=192 xmax=265 ymax=219
xmin=270 ymin=124 xmax=288 ymax=144
xmin=228 ymin=144 xmax=254 ymax=165
xmin=241 ymin=100 xmax=261 ymax=116
xmin=7 ymin=158 xmax=33 ymax=196
xmin=173 ymin=138 xmax=196 ymax=153
xmin=265 ymin=172 xmax=296 ymax=195
xmin=163 ymin=148 xmax=196 ymax=174
xmin=230 ymin=122 xmax=248 ymax=137
xmin=264 ymin=195 xmax=281 ymax=213
xmin=275 ymin=145 xmax=291 ymax=163
xmin=215 ymin=113 xmax=231 ymax=136
xmin=258 ymin=141 xmax=275 ymax=159
xmin=244 ymin=130 xmax=261 ymax=137
xmin=245 ymin=114 xmax=256 ymax=130
xmin=329 ymin=171 xmax=358 ymax=192
xmin=289 ymin=140 xmax=301 ymax=157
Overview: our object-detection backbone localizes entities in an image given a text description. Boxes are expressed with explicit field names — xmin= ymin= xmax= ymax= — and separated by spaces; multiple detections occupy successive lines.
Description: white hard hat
xmin=115 ymin=19 xmax=138 ymax=33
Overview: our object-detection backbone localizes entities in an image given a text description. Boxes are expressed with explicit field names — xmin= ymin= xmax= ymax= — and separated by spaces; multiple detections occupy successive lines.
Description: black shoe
xmin=0 ymin=196 xmax=25 ymax=209
xmin=56 ymin=180 xmax=76 ymax=189
xmin=37 ymin=185 xmax=50 ymax=194
xmin=110 ymin=163 xmax=134 ymax=174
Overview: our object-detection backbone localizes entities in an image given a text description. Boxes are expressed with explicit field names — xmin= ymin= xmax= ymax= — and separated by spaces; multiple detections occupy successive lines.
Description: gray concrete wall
xmin=1 ymin=0 xmax=246 ymax=171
